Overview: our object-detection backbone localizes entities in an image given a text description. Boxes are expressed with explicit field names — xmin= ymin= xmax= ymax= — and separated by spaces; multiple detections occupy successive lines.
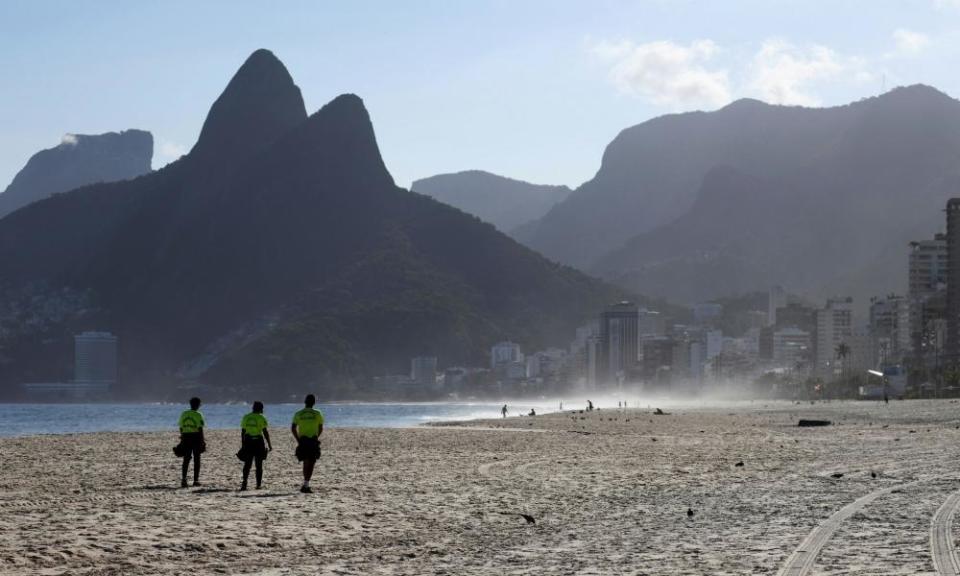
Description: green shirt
xmin=241 ymin=412 xmax=268 ymax=437
xmin=178 ymin=409 xmax=204 ymax=434
xmin=292 ymin=407 xmax=324 ymax=438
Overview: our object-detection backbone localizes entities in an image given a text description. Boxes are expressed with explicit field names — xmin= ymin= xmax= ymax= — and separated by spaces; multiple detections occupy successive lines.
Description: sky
xmin=2 ymin=1 xmax=960 ymax=191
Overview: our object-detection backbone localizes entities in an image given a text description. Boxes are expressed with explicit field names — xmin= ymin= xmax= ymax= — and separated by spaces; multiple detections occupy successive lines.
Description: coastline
xmin=2 ymin=400 xmax=959 ymax=575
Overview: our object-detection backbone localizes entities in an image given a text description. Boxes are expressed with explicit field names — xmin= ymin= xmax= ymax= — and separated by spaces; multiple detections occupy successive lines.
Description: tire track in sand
xmin=776 ymin=482 xmax=917 ymax=576
xmin=931 ymin=489 xmax=960 ymax=575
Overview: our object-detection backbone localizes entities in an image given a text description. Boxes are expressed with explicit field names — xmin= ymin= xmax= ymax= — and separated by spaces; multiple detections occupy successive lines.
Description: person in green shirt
xmin=177 ymin=397 xmax=205 ymax=488
xmin=238 ymin=401 xmax=272 ymax=491
xmin=290 ymin=394 xmax=324 ymax=493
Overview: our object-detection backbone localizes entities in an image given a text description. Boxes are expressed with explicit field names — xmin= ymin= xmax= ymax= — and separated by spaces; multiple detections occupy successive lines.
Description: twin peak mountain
xmin=0 ymin=49 xmax=621 ymax=397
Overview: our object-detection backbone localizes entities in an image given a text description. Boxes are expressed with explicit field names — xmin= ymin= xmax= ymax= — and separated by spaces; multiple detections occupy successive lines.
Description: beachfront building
xmin=75 ymin=331 xmax=118 ymax=387
xmin=911 ymin=231 xmax=948 ymax=370
xmin=599 ymin=301 xmax=639 ymax=385
xmin=693 ymin=302 xmax=723 ymax=325
xmin=947 ymin=199 xmax=960 ymax=364
xmin=768 ymin=285 xmax=787 ymax=327
xmin=869 ymin=295 xmax=910 ymax=367
xmin=772 ymin=327 xmax=811 ymax=368
xmin=638 ymin=308 xmax=665 ymax=337
xmin=410 ymin=356 xmax=438 ymax=388
xmin=490 ymin=341 xmax=522 ymax=369
xmin=815 ymin=297 xmax=853 ymax=378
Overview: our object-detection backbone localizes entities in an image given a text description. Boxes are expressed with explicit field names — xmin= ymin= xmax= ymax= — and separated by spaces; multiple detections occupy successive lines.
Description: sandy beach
xmin=3 ymin=400 xmax=960 ymax=575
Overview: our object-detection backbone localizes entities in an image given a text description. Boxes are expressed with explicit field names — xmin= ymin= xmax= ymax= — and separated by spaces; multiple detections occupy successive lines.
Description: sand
xmin=3 ymin=399 xmax=960 ymax=575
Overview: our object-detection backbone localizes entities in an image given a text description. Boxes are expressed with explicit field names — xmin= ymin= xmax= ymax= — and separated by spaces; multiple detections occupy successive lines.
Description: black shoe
xmin=239 ymin=483 xmax=247 ymax=492
xmin=256 ymin=484 xmax=262 ymax=490
xmin=300 ymin=485 xmax=312 ymax=494
xmin=181 ymin=479 xmax=188 ymax=488
xmin=193 ymin=481 xmax=201 ymax=487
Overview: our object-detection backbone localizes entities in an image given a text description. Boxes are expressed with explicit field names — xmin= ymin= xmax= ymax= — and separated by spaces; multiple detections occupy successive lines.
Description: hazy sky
xmin=2 ymin=1 xmax=959 ymax=190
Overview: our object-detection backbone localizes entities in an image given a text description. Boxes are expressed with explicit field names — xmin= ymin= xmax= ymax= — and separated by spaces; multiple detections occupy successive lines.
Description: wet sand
xmin=3 ymin=399 xmax=960 ymax=575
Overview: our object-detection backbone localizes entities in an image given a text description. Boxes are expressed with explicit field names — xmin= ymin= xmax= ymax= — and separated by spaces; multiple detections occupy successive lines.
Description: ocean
xmin=0 ymin=401 xmax=558 ymax=437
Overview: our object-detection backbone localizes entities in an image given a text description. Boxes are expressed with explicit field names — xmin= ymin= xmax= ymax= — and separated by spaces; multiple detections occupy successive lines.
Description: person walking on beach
xmin=239 ymin=401 xmax=272 ymax=491
xmin=291 ymin=394 xmax=324 ymax=494
xmin=501 ymin=404 xmax=508 ymax=418
xmin=177 ymin=397 xmax=205 ymax=488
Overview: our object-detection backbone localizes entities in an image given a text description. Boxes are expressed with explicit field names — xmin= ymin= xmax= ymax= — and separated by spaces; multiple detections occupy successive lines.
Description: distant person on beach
xmin=238 ymin=401 xmax=272 ymax=491
xmin=501 ymin=404 xmax=508 ymax=418
xmin=587 ymin=400 xmax=594 ymax=411
xmin=528 ymin=408 xmax=536 ymax=416
xmin=291 ymin=394 xmax=324 ymax=494
xmin=177 ymin=397 xmax=205 ymax=488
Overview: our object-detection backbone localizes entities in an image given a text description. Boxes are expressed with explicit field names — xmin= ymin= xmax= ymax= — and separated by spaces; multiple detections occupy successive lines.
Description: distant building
xmin=948 ymin=199 xmax=960 ymax=363
xmin=490 ymin=341 xmax=522 ymax=369
xmin=815 ymin=297 xmax=853 ymax=377
xmin=869 ymin=295 xmax=910 ymax=367
xmin=410 ymin=356 xmax=438 ymax=387
xmin=638 ymin=308 xmax=665 ymax=337
xmin=570 ymin=321 xmax=600 ymax=390
xmin=599 ymin=301 xmax=639 ymax=384
xmin=912 ymin=231 xmax=948 ymax=369
xmin=772 ymin=327 xmax=810 ymax=368
xmin=526 ymin=348 xmax=566 ymax=380
xmin=768 ymin=286 xmax=787 ymax=327
xmin=74 ymin=331 xmax=118 ymax=386
xmin=693 ymin=303 xmax=723 ymax=325
xmin=705 ymin=329 xmax=723 ymax=360
xmin=745 ymin=310 xmax=768 ymax=331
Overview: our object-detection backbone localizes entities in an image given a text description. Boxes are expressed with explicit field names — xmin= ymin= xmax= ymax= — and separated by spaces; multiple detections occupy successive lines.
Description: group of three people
xmin=176 ymin=394 xmax=325 ymax=493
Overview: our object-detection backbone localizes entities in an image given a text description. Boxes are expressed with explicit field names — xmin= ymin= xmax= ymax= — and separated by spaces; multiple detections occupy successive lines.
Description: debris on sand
xmin=831 ymin=473 xmax=844 ymax=479
xmin=654 ymin=408 xmax=668 ymax=416
xmin=687 ymin=508 xmax=695 ymax=518
xmin=734 ymin=461 xmax=744 ymax=467
xmin=798 ymin=419 xmax=831 ymax=427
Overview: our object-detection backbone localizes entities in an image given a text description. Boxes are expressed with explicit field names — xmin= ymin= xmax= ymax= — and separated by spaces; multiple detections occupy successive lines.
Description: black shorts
xmin=238 ymin=436 xmax=268 ymax=461
xmin=176 ymin=432 xmax=205 ymax=457
xmin=295 ymin=436 xmax=321 ymax=462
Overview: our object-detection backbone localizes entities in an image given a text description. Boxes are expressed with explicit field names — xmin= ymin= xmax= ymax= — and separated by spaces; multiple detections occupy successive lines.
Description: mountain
xmin=591 ymin=86 xmax=960 ymax=305
xmin=411 ymin=170 xmax=570 ymax=233
xmin=0 ymin=130 xmax=153 ymax=219
xmin=0 ymin=49 xmax=624 ymax=400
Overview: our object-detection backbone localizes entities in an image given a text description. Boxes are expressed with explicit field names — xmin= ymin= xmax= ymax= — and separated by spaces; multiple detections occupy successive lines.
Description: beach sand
xmin=3 ymin=399 xmax=960 ymax=575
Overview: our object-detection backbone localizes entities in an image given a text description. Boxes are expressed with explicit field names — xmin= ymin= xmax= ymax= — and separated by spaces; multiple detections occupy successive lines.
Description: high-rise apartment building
xmin=768 ymin=285 xmax=787 ymax=327
xmin=945 ymin=198 xmax=960 ymax=363
xmin=815 ymin=297 xmax=853 ymax=376
xmin=599 ymin=301 xmax=639 ymax=384
xmin=74 ymin=331 xmax=118 ymax=386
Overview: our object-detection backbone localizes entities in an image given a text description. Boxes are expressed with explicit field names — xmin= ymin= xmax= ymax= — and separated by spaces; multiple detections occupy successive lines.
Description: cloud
xmin=746 ymin=40 xmax=862 ymax=106
xmin=891 ymin=28 xmax=931 ymax=56
xmin=61 ymin=134 xmax=78 ymax=146
xmin=158 ymin=140 xmax=187 ymax=160
xmin=592 ymin=39 xmax=732 ymax=109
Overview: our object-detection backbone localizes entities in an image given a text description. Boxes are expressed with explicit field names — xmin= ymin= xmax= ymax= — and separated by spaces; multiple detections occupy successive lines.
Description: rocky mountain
xmin=0 ymin=130 xmax=153 ymax=219
xmin=0 ymin=49 xmax=624 ymax=399
xmin=411 ymin=170 xmax=570 ymax=233
xmin=512 ymin=86 xmax=960 ymax=305
xmin=591 ymin=86 xmax=960 ymax=305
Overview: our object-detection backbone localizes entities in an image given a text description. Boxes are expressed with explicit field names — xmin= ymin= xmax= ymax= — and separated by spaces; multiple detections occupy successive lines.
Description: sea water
xmin=0 ymin=402 xmax=556 ymax=437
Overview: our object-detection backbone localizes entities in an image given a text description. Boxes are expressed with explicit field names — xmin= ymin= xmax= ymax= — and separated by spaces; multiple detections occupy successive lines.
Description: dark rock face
xmin=0 ymin=130 xmax=153 ymax=219
xmin=0 ymin=50 xmax=621 ymax=399
xmin=189 ymin=48 xmax=306 ymax=166
xmin=524 ymin=85 xmax=960 ymax=305
xmin=412 ymin=170 xmax=570 ymax=233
